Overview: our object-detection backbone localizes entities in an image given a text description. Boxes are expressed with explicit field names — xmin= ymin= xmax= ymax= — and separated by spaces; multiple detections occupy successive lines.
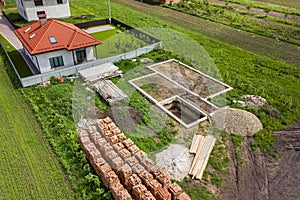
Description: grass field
xmin=0 ymin=49 xmax=74 ymax=199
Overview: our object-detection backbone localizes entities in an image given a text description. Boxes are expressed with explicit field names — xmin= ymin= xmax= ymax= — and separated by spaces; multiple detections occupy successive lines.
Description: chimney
xmin=38 ymin=13 xmax=47 ymax=27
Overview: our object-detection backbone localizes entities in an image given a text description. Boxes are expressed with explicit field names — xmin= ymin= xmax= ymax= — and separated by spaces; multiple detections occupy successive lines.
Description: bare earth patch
xmin=155 ymin=144 xmax=193 ymax=180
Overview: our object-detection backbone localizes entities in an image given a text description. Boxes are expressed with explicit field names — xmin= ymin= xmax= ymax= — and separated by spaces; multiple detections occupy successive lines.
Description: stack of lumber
xmin=93 ymin=80 xmax=128 ymax=105
xmin=79 ymin=116 xmax=191 ymax=200
xmin=189 ymin=134 xmax=216 ymax=180
xmin=78 ymin=62 xmax=122 ymax=83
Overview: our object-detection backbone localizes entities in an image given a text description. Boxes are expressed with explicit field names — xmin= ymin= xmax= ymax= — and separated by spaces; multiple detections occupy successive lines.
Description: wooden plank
xmin=189 ymin=135 xmax=206 ymax=175
xmin=195 ymin=137 xmax=216 ymax=179
xmin=190 ymin=135 xmax=202 ymax=154
xmin=191 ymin=136 xmax=211 ymax=178
xmin=189 ymin=135 xmax=216 ymax=179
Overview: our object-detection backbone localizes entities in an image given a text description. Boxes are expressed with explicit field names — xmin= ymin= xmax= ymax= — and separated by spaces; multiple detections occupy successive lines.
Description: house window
xmin=49 ymin=56 xmax=64 ymax=68
xmin=34 ymin=0 xmax=43 ymax=6
xmin=76 ymin=49 xmax=87 ymax=64
xmin=57 ymin=0 xmax=63 ymax=4
xmin=49 ymin=36 xmax=57 ymax=44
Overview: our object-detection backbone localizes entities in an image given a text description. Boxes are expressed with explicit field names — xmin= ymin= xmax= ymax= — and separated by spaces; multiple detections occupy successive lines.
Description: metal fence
xmin=20 ymin=42 xmax=161 ymax=87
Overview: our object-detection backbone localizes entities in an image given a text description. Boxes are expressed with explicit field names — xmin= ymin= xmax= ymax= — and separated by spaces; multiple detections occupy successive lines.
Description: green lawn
xmin=92 ymin=30 xmax=148 ymax=58
xmin=0 ymin=49 xmax=74 ymax=199
xmin=0 ymin=34 xmax=32 ymax=77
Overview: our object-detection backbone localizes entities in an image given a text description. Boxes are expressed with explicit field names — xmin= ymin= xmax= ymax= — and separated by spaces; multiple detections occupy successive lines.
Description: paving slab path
xmin=0 ymin=12 xmax=39 ymax=74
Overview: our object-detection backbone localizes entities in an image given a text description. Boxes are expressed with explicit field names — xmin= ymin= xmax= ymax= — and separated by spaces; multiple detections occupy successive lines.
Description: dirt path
xmin=114 ymin=0 xmax=300 ymax=66
xmin=220 ymin=129 xmax=300 ymax=200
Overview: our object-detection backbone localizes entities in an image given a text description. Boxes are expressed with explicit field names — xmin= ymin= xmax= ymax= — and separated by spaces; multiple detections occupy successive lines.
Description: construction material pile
xmin=189 ymin=134 xmax=216 ymax=180
xmin=79 ymin=117 xmax=190 ymax=200
xmin=78 ymin=62 xmax=122 ymax=83
xmin=93 ymin=80 xmax=128 ymax=105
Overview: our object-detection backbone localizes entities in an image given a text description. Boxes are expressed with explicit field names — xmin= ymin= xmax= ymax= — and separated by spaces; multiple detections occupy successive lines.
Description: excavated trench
xmin=163 ymin=100 xmax=206 ymax=126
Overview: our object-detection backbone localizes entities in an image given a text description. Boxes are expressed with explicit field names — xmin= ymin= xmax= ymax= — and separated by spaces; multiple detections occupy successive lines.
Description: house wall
xmin=24 ymin=46 xmax=40 ymax=71
xmin=30 ymin=47 xmax=96 ymax=73
xmin=16 ymin=0 xmax=71 ymax=21
xmin=86 ymin=46 xmax=96 ymax=61
xmin=35 ymin=49 xmax=74 ymax=73
xmin=73 ymin=47 xmax=96 ymax=64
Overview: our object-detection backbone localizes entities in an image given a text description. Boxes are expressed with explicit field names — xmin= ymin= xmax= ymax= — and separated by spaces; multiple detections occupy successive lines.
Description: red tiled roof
xmin=14 ymin=19 xmax=102 ymax=55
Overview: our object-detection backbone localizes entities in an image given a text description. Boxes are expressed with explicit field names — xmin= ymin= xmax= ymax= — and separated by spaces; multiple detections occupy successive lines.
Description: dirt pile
xmin=211 ymin=108 xmax=263 ymax=136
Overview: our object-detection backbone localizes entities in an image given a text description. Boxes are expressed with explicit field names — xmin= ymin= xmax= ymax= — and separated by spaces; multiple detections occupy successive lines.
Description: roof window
xmin=29 ymin=33 xmax=36 ymax=39
xmin=49 ymin=36 xmax=57 ymax=44
xmin=24 ymin=27 xmax=31 ymax=33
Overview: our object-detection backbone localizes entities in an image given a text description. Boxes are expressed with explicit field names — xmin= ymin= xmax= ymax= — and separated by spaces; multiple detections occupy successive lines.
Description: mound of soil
xmin=84 ymin=106 xmax=143 ymax=132
xmin=211 ymin=108 xmax=263 ymax=136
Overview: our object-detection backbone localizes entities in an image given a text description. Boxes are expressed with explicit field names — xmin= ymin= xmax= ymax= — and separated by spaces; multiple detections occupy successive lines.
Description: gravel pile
xmin=211 ymin=108 xmax=263 ymax=136
xmin=155 ymin=144 xmax=193 ymax=181
xmin=243 ymin=95 xmax=267 ymax=107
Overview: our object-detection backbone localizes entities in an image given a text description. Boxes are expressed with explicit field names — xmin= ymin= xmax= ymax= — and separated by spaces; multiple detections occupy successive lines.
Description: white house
xmin=14 ymin=17 xmax=102 ymax=73
xmin=16 ymin=0 xmax=71 ymax=22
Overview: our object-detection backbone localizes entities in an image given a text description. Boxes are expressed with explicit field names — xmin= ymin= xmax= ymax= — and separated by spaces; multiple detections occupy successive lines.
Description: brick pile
xmin=79 ymin=117 xmax=191 ymax=200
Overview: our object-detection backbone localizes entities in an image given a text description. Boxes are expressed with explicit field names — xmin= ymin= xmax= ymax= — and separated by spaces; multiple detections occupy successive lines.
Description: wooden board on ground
xmin=93 ymin=80 xmax=128 ymax=105
xmin=189 ymin=135 xmax=216 ymax=180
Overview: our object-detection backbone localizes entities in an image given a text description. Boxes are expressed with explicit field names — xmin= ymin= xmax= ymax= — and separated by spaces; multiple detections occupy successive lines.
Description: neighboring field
xmin=168 ymin=1 xmax=300 ymax=46
xmin=114 ymin=0 xmax=300 ymax=67
xmin=0 ymin=49 xmax=74 ymax=199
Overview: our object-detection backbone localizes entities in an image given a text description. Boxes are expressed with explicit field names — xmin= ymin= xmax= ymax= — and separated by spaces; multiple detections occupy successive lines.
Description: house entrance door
xmin=76 ymin=49 xmax=87 ymax=64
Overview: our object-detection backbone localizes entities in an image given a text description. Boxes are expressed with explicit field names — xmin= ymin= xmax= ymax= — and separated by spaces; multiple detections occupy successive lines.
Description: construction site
xmin=129 ymin=59 xmax=232 ymax=128
xmin=77 ymin=59 xmax=235 ymax=199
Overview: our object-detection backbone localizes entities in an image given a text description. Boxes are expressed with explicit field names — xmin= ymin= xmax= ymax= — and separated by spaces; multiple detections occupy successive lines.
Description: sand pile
xmin=155 ymin=144 xmax=193 ymax=180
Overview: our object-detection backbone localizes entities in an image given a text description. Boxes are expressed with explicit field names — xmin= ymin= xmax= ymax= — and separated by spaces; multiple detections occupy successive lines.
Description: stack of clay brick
xmin=79 ymin=116 xmax=191 ymax=200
